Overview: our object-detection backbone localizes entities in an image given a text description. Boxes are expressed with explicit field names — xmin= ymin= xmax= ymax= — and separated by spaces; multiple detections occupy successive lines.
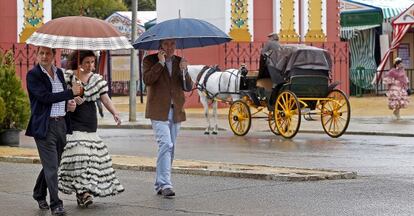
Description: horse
xmin=187 ymin=65 xmax=247 ymax=135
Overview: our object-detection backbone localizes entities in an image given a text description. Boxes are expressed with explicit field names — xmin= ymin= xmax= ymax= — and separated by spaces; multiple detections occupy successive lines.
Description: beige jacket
xmin=143 ymin=53 xmax=193 ymax=122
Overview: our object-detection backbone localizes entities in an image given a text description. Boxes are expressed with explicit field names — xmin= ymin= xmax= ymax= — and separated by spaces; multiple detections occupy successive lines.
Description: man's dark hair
xmin=36 ymin=46 xmax=56 ymax=56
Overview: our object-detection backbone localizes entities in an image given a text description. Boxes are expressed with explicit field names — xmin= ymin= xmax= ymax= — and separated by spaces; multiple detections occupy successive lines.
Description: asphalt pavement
xmin=1 ymin=162 xmax=413 ymax=216
xmin=1 ymin=95 xmax=414 ymax=182
xmin=0 ymin=95 xmax=413 ymax=215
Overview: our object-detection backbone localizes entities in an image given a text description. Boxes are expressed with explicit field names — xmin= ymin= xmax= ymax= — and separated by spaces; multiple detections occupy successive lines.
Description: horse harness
xmin=196 ymin=65 xmax=240 ymax=100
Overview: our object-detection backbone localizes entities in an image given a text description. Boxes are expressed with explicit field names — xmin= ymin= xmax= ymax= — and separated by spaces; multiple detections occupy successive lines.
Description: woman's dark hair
xmin=394 ymin=60 xmax=402 ymax=68
xmin=67 ymin=50 xmax=96 ymax=70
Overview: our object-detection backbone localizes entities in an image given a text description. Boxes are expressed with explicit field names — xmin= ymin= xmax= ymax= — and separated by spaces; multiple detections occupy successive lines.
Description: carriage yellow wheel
xmin=321 ymin=89 xmax=351 ymax=138
xmin=228 ymin=100 xmax=251 ymax=136
xmin=274 ymin=90 xmax=301 ymax=139
xmin=268 ymin=111 xmax=279 ymax=135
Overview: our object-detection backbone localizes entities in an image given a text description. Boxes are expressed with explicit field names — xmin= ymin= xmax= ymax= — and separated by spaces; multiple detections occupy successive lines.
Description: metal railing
xmin=0 ymin=43 xmax=38 ymax=89
xmin=351 ymin=68 xmax=414 ymax=96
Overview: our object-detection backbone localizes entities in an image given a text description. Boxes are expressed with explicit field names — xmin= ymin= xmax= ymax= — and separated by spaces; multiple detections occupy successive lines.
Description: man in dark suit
xmin=26 ymin=46 xmax=81 ymax=215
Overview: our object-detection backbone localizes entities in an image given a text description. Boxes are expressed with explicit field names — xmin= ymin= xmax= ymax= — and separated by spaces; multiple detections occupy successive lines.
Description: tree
xmin=124 ymin=0 xmax=156 ymax=11
xmin=0 ymin=50 xmax=30 ymax=131
xmin=52 ymin=0 xmax=128 ymax=19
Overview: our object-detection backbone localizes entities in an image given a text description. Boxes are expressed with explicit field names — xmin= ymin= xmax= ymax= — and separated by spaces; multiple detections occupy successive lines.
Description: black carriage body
xmin=239 ymin=44 xmax=333 ymax=107
xmin=268 ymin=44 xmax=332 ymax=98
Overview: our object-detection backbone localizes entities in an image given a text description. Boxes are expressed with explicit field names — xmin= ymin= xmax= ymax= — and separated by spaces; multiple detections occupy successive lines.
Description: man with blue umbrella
xmin=143 ymin=39 xmax=193 ymax=198
xmin=135 ymin=17 xmax=231 ymax=198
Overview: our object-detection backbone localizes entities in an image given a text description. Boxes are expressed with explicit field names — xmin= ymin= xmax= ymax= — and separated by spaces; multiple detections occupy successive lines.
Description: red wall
xmin=326 ymin=0 xmax=341 ymax=42
xmin=253 ymin=0 xmax=273 ymax=42
xmin=0 ymin=0 xmax=17 ymax=43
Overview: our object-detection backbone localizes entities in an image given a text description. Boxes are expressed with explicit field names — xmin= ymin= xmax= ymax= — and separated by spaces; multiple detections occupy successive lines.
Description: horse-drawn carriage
xmin=228 ymin=44 xmax=351 ymax=139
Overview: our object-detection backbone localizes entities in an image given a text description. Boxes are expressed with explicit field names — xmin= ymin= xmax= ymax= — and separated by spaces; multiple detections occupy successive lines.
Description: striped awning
xmin=340 ymin=24 xmax=380 ymax=39
xmin=382 ymin=7 xmax=406 ymax=20
xmin=345 ymin=0 xmax=412 ymax=22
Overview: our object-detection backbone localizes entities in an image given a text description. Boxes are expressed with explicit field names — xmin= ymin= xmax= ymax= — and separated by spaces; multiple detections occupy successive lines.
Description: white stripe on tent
xmin=340 ymin=24 xmax=380 ymax=40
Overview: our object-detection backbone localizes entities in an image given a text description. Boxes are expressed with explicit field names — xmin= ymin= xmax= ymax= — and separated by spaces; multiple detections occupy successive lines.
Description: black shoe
xmin=161 ymin=188 xmax=175 ymax=197
xmin=51 ymin=206 xmax=66 ymax=215
xmin=156 ymin=189 xmax=162 ymax=195
xmin=36 ymin=200 xmax=49 ymax=210
xmin=76 ymin=194 xmax=84 ymax=207
xmin=83 ymin=194 xmax=93 ymax=207
xmin=77 ymin=193 xmax=93 ymax=208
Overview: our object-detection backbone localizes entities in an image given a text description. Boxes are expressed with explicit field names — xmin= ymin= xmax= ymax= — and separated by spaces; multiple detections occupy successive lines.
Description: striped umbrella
xmin=26 ymin=16 xmax=132 ymax=50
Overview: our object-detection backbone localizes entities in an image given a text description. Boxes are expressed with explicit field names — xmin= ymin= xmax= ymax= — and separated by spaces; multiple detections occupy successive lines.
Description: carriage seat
xmin=256 ymin=78 xmax=273 ymax=91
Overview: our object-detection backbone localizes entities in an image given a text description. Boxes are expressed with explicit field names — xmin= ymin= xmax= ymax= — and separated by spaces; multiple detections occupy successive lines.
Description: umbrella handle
xmin=75 ymin=51 xmax=84 ymax=96
xmin=74 ymin=73 xmax=84 ymax=97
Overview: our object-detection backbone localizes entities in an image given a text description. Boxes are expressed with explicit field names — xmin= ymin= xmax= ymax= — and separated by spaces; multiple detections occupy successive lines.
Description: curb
xmin=0 ymin=155 xmax=357 ymax=182
xmin=299 ymin=130 xmax=414 ymax=137
xmin=97 ymin=124 xmax=414 ymax=137
xmin=98 ymin=124 xmax=227 ymax=131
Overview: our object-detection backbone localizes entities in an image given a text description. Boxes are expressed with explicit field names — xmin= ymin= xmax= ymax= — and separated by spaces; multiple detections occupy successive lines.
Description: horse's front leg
xmin=199 ymin=94 xmax=211 ymax=135
xmin=212 ymin=100 xmax=218 ymax=135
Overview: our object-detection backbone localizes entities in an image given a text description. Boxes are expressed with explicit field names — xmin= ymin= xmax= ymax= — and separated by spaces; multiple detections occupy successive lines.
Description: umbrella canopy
xmin=133 ymin=18 xmax=231 ymax=50
xmin=26 ymin=16 xmax=132 ymax=50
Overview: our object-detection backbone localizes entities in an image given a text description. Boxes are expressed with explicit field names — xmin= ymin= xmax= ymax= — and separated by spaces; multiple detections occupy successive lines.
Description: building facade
xmin=156 ymin=0 xmax=348 ymax=107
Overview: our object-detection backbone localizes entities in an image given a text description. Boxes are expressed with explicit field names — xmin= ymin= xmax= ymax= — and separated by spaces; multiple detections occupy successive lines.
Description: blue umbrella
xmin=133 ymin=18 xmax=231 ymax=50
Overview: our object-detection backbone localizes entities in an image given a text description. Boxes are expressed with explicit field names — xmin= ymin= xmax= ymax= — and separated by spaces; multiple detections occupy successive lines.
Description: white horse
xmin=187 ymin=65 xmax=243 ymax=135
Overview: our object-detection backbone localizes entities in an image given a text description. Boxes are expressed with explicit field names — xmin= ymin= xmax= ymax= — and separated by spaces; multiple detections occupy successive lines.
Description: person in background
xmin=261 ymin=32 xmax=281 ymax=56
xmin=58 ymin=50 xmax=124 ymax=207
xmin=258 ymin=32 xmax=283 ymax=106
xmin=383 ymin=57 xmax=410 ymax=120
xmin=26 ymin=46 xmax=81 ymax=216
xmin=143 ymin=39 xmax=193 ymax=198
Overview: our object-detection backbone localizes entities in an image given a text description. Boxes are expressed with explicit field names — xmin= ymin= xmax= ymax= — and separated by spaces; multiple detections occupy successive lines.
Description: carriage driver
xmin=261 ymin=32 xmax=281 ymax=56
xmin=258 ymin=32 xmax=284 ymax=107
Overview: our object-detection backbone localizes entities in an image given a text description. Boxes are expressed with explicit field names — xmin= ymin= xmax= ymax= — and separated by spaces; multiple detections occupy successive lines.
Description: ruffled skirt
xmin=58 ymin=131 xmax=124 ymax=197
xmin=386 ymin=85 xmax=409 ymax=110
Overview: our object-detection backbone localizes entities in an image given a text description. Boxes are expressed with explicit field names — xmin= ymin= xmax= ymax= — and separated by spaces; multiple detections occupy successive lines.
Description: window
xmin=398 ymin=43 xmax=411 ymax=68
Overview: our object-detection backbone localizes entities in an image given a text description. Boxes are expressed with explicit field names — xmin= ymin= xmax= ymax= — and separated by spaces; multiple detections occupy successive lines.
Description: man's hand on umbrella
xmin=180 ymin=58 xmax=188 ymax=71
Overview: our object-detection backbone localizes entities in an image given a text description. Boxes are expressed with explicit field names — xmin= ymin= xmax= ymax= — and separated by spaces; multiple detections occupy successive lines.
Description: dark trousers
xmin=33 ymin=119 xmax=67 ymax=209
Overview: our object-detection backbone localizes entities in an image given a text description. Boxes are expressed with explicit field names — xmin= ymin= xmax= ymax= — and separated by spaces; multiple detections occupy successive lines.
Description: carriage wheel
xmin=274 ymin=90 xmax=301 ymax=139
xmin=268 ymin=111 xmax=279 ymax=135
xmin=321 ymin=89 xmax=351 ymax=138
xmin=228 ymin=100 xmax=251 ymax=136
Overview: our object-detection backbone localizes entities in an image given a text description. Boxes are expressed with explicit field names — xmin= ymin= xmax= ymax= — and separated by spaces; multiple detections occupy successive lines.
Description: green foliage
xmin=0 ymin=50 xmax=30 ymax=131
xmin=52 ymin=0 xmax=128 ymax=19
xmin=124 ymin=0 xmax=156 ymax=11
xmin=0 ymin=97 xmax=5 ymax=124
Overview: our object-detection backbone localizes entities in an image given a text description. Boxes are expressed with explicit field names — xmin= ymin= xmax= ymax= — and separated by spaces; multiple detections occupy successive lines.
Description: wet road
xmin=6 ymin=129 xmax=414 ymax=215
xmin=20 ymin=129 xmax=414 ymax=177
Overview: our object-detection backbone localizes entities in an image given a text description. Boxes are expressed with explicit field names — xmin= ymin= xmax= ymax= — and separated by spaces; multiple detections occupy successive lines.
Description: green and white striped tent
xmin=340 ymin=0 xmax=414 ymax=90
xmin=355 ymin=0 xmax=412 ymax=21
xmin=382 ymin=7 xmax=406 ymax=20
